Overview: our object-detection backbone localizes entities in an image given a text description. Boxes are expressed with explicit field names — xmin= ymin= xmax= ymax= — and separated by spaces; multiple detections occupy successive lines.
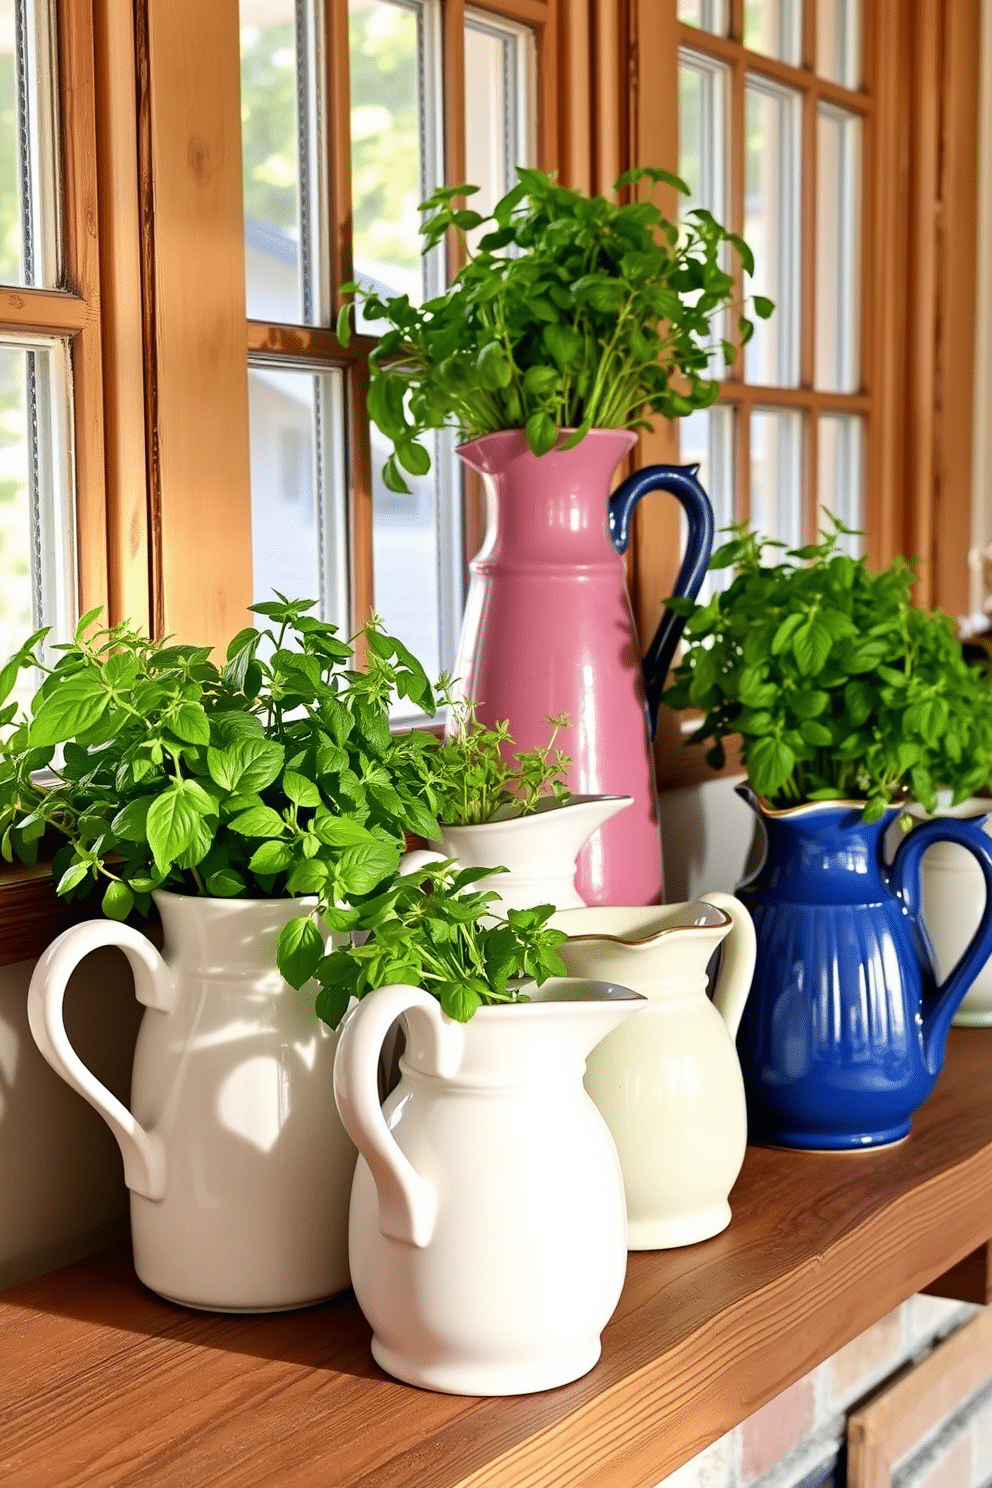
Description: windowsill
xmin=2 ymin=1031 xmax=991 ymax=1486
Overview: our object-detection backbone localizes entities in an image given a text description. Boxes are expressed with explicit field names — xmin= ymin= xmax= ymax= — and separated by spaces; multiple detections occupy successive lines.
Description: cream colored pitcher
xmin=551 ymin=892 xmax=756 ymax=1250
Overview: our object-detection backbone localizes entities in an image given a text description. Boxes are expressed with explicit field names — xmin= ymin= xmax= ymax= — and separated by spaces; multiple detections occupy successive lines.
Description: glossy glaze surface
xmin=333 ymin=978 xmax=643 ymax=1395
xmin=453 ymin=429 xmax=713 ymax=906
xmin=27 ymin=892 xmax=356 ymax=1310
xmin=398 ymin=794 xmax=633 ymax=911
xmin=552 ymin=894 xmax=755 ymax=1248
xmin=736 ymin=792 xmax=992 ymax=1149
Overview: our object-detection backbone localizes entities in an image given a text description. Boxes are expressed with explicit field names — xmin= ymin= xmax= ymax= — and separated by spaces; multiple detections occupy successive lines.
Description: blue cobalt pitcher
xmin=735 ymin=788 xmax=992 ymax=1150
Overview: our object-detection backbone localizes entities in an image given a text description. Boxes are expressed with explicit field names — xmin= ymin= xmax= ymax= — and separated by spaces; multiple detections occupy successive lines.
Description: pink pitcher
xmin=453 ymin=429 xmax=713 ymax=906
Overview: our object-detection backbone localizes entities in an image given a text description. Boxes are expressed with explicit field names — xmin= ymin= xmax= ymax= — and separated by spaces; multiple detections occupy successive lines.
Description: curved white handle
xmin=333 ymin=984 xmax=462 ymax=1248
xmin=698 ymin=891 xmax=756 ymax=1041
xmin=398 ymin=848 xmax=446 ymax=878
xmin=27 ymin=919 xmax=174 ymax=1200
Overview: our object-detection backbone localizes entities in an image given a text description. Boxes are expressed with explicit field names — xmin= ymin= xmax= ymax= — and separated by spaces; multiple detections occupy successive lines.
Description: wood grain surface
xmin=3 ymin=1031 xmax=992 ymax=1488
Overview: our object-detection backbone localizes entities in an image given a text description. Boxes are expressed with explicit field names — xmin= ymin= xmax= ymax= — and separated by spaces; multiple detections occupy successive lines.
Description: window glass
xmin=247 ymin=364 xmax=349 ymax=634
xmin=750 ymin=408 xmax=803 ymax=548
xmin=680 ymin=405 xmax=735 ymax=600
xmin=743 ymin=0 xmax=802 ymax=65
xmin=0 ymin=1 xmax=23 ymax=285
xmin=677 ymin=0 xmax=729 ymax=37
xmin=349 ymin=0 xmax=424 ymax=320
xmin=680 ymin=48 xmax=729 ymax=377
xmin=745 ymin=79 xmax=801 ymax=387
xmin=815 ymin=105 xmax=861 ymax=392
xmin=818 ymin=413 xmax=864 ymax=554
xmin=0 ymin=341 xmax=75 ymax=705
xmin=816 ymin=0 xmax=861 ymax=90
xmin=464 ymin=10 xmax=534 ymax=243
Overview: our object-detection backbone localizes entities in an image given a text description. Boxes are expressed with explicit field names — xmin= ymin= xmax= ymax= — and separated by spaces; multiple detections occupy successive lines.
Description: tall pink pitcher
xmin=453 ymin=429 xmax=713 ymax=906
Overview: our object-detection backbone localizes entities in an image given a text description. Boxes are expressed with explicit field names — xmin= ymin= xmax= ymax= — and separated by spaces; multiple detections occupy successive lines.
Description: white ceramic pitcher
xmin=27 ymin=891 xmax=357 ymax=1312
xmin=398 ymin=794 xmax=633 ymax=911
xmin=333 ymin=977 xmax=643 ymax=1395
xmin=551 ymin=892 xmax=756 ymax=1250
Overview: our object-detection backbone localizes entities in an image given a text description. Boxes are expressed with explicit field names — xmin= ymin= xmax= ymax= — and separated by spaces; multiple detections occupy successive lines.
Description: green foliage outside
xmin=663 ymin=519 xmax=992 ymax=821
xmin=240 ymin=21 xmax=299 ymax=232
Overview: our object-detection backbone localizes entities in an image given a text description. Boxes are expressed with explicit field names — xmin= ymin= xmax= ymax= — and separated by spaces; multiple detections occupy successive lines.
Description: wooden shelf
xmin=4 ymin=1030 xmax=992 ymax=1488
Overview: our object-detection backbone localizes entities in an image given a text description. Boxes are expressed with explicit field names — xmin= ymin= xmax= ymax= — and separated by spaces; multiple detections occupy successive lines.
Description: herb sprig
xmin=663 ymin=518 xmax=992 ymax=822
xmin=419 ymin=696 xmax=571 ymax=826
xmin=310 ymin=861 xmax=569 ymax=1026
xmin=338 ymin=166 xmax=771 ymax=490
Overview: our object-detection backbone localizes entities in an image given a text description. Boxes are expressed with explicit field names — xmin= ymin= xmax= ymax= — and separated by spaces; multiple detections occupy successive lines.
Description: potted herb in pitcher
xmin=663 ymin=518 xmax=992 ymax=1151
xmin=338 ymin=166 xmax=771 ymax=905
xmin=323 ymin=861 xmax=644 ymax=1396
xmin=399 ymin=697 xmax=632 ymax=910
xmin=10 ymin=597 xmax=440 ymax=1312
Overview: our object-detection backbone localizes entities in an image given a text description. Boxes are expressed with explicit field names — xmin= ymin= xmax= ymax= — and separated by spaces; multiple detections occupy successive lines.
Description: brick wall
xmin=656 ymin=1297 xmax=992 ymax=1488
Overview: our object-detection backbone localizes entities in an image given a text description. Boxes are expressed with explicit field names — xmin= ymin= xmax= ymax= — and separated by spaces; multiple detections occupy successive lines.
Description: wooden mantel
xmin=3 ymin=1030 xmax=992 ymax=1488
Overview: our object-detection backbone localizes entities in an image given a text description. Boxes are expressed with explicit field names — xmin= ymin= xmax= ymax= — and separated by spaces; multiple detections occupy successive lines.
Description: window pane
xmin=750 ymin=408 xmax=803 ymax=548
xmin=464 ymin=11 xmax=535 ymax=237
xmin=240 ymin=0 xmax=308 ymax=323
xmin=680 ymin=405 xmax=735 ymax=601
xmin=350 ymin=0 xmax=426 ymax=325
xmin=816 ymin=0 xmax=861 ymax=89
xmin=745 ymin=79 xmax=801 ymax=387
xmin=677 ymin=0 xmax=729 ymax=36
xmin=247 ymin=365 xmax=349 ymax=634
xmin=680 ymin=49 xmax=729 ymax=377
xmin=743 ymin=0 xmax=802 ymax=65
xmin=0 ymin=341 xmax=75 ymax=704
xmin=0 ymin=0 xmax=60 ymax=289
xmin=818 ymin=414 xmax=864 ymax=554
xmin=815 ymin=106 xmax=861 ymax=392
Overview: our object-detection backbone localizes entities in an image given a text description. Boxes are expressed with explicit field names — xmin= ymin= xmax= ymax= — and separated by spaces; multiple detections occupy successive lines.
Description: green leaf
xmin=771 ymin=614 xmax=803 ymax=655
xmin=747 ymin=736 xmax=796 ymax=797
xmin=334 ymin=841 xmax=401 ymax=896
xmin=29 ymin=674 xmax=109 ymax=747
xmin=206 ymin=868 xmax=246 ymax=896
xmin=102 ymin=880 xmax=134 ymax=921
xmin=146 ymin=787 xmax=203 ymax=872
xmin=277 ymin=915 xmax=325 ymax=989
xmin=335 ymin=300 xmax=352 ymax=348
xmin=112 ymin=797 xmax=152 ymax=843
xmin=229 ymin=805 xmax=287 ymax=838
xmin=169 ymin=702 xmax=211 ymax=746
xmin=396 ymin=440 xmax=432 ymax=477
xmin=793 ymin=620 xmax=832 ymax=675
xmin=207 ymin=738 xmax=284 ymax=794
xmin=282 ymin=770 xmax=322 ymax=808
xmin=752 ymin=294 xmax=775 ymax=320
xmin=439 ymin=978 xmax=483 ymax=1022
xmin=248 ymin=839 xmax=294 ymax=874
xmin=799 ymin=719 xmax=833 ymax=746
xmin=525 ymin=410 xmax=558 ymax=457
xmin=314 ymin=981 xmax=352 ymax=1030
xmin=476 ymin=341 xmax=514 ymax=390
xmin=57 ymin=862 xmax=91 ymax=896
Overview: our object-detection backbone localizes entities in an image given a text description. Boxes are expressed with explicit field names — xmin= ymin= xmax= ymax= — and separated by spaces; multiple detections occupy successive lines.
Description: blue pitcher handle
xmin=609 ymin=463 xmax=714 ymax=738
xmin=890 ymin=815 xmax=992 ymax=1072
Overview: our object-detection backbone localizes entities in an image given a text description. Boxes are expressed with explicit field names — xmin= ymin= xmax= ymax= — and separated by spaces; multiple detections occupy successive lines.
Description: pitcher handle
xmin=890 ymin=816 xmax=992 ymax=1071
xmin=333 ymin=984 xmax=463 ymax=1248
xmin=608 ymin=462 xmax=714 ymax=739
xmin=698 ymin=891 xmax=757 ymax=1040
xmin=26 ymin=919 xmax=174 ymax=1199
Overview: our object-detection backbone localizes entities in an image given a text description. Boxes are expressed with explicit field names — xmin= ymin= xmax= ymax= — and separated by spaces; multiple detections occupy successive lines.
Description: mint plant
xmin=0 ymin=598 xmax=443 ymax=987
xmin=337 ymin=166 xmax=771 ymax=491
xmin=309 ymin=861 xmax=569 ymax=1026
xmin=663 ymin=519 xmax=992 ymax=822
xmin=419 ymin=695 xmax=571 ymax=826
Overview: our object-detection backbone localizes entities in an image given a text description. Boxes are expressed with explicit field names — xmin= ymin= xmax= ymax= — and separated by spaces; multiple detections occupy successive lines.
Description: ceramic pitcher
xmin=398 ymin=793 xmax=633 ymax=911
xmin=27 ymin=891 xmax=356 ymax=1311
xmin=454 ymin=429 xmax=713 ymax=907
xmin=333 ymin=977 xmax=643 ymax=1395
xmin=736 ymin=790 xmax=992 ymax=1150
xmin=552 ymin=893 xmax=756 ymax=1249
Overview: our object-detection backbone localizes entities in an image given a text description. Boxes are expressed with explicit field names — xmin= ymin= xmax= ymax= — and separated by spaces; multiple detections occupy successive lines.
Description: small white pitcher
xmin=333 ymin=977 xmax=643 ymax=1395
xmin=551 ymin=892 xmax=756 ymax=1250
xmin=27 ymin=890 xmax=357 ymax=1311
xmin=398 ymin=794 xmax=633 ymax=911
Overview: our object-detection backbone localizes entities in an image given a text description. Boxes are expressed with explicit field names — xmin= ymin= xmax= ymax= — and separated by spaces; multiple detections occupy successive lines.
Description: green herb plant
xmin=311 ymin=860 xmax=569 ymax=1026
xmin=419 ymin=695 xmax=571 ymax=826
xmin=0 ymin=597 xmax=444 ymax=988
xmin=337 ymin=166 xmax=772 ymax=491
xmin=663 ymin=517 xmax=992 ymax=823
